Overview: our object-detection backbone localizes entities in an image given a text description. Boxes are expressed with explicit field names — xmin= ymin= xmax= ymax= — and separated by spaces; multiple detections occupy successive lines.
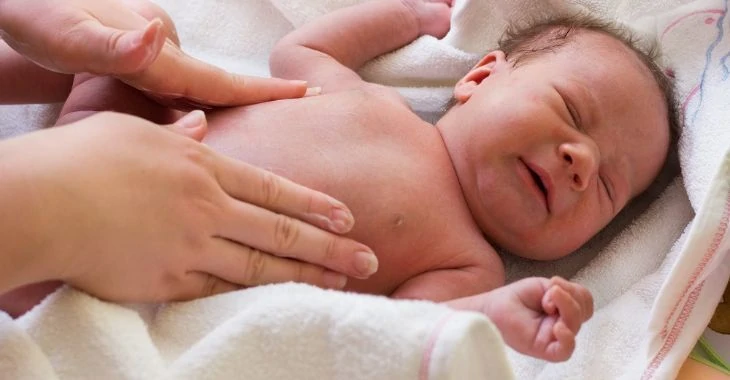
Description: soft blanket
xmin=1 ymin=0 xmax=730 ymax=379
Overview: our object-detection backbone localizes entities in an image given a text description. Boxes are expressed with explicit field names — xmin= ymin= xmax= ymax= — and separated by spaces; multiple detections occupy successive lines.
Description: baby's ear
xmin=453 ymin=51 xmax=507 ymax=103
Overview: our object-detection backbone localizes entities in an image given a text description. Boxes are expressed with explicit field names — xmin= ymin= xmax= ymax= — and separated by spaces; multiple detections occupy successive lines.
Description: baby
xmin=2 ymin=0 xmax=679 ymax=362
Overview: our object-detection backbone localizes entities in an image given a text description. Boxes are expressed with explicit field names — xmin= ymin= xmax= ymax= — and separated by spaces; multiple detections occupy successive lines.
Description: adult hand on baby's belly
xmin=2 ymin=112 xmax=376 ymax=307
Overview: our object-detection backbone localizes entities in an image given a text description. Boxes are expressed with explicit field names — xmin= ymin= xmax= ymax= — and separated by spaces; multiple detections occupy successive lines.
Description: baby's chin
xmin=487 ymin=231 xmax=582 ymax=262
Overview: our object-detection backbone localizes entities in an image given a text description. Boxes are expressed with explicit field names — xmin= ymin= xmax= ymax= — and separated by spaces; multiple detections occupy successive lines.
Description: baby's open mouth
xmin=529 ymin=168 xmax=548 ymax=197
xmin=524 ymin=163 xmax=550 ymax=212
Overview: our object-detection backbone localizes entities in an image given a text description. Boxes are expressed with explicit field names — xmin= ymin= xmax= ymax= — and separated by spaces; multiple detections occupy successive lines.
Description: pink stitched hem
xmin=419 ymin=312 xmax=457 ymax=380
xmin=641 ymin=190 xmax=730 ymax=379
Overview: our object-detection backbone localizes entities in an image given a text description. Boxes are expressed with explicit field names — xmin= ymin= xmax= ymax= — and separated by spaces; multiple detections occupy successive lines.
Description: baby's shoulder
xmin=343 ymin=82 xmax=411 ymax=110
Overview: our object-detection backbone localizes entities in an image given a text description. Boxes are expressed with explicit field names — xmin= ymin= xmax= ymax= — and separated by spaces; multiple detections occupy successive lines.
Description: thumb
xmin=74 ymin=18 xmax=167 ymax=75
xmin=165 ymin=110 xmax=208 ymax=142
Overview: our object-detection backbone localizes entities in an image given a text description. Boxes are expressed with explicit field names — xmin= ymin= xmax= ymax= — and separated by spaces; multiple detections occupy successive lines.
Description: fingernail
xmin=323 ymin=271 xmax=348 ymax=289
xmin=122 ymin=19 xmax=162 ymax=55
xmin=329 ymin=207 xmax=354 ymax=233
xmin=291 ymin=80 xmax=308 ymax=86
xmin=355 ymin=251 xmax=378 ymax=277
xmin=178 ymin=110 xmax=206 ymax=128
xmin=304 ymin=87 xmax=322 ymax=97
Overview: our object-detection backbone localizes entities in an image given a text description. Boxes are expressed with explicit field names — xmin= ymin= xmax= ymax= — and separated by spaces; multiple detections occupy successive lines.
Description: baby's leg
xmin=56 ymin=73 xmax=178 ymax=126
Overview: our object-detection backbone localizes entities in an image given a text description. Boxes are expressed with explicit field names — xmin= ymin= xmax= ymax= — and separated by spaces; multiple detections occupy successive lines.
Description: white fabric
xmin=0 ymin=284 xmax=513 ymax=380
xmin=1 ymin=0 xmax=730 ymax=379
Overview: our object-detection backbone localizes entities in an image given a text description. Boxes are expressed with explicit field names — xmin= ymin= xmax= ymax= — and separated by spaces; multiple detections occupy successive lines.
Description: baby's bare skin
xmin=204 ymin=86 xmax=504 ymax=298
xmin=58 ymin=77 xmax=504 ymax=301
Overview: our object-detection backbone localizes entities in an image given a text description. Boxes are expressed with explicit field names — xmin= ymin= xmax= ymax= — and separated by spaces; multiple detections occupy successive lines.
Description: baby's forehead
xmin=518 ymin=30 xmax=659 ymax=90
xmin=511 ymin=28 xmax=644 ymax=67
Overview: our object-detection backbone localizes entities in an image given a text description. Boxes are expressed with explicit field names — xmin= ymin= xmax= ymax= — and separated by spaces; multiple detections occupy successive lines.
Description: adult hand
xmin=0 ymin=111 xmax=377 ymax=302
xmin=0 ymin=0 xmax=308 ymax=108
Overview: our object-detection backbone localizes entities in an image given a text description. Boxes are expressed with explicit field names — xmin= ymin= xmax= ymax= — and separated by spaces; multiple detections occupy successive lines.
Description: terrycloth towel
xmin=1 ymin=0 xmax=730 ymax=379
xmin=0 ymin=283 xmax=513 ymax=379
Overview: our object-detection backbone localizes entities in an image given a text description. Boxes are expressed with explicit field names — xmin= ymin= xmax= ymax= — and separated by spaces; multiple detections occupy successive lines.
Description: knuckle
xmin=322 ymin=236 xmax=339 ymax=262
xmin=273 ymin=215 xmax=299 ymax=251
xmin=260 ymin=170 xmax=283 ymax=207
xmin=242 ymin=247 xmax=267 ymax=284
xmin=105 ymin=29 xmax=126 ymax=56
xmin=181 ymin=143 xmax=214 ymax=167
xmin=201 ymin=274 xmax=218 ymax=297
xmin=300 ymin=265 xmax=325 ymax=285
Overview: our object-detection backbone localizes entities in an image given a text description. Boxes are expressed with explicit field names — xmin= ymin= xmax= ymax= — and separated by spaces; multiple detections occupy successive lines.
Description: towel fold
xmin=1 ymin=284 xmax=513 ymax=380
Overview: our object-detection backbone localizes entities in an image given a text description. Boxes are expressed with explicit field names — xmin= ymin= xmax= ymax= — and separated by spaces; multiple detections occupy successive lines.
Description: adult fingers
xmin=199 ymin=237 xmax=349 ymax=289
xmin=61 ymin=18 xmax=167 ymax=75
xmin=219 ymin=198 xmax=377 ymax=279
xmin=215 ymin=153 xmax=355 ymax=234
xmin=163 ymin=110 xmax=208 ymax=142
xmin=172 ymin=272 xmax=240 ymax=301
xmin=119 ymin=41 xmax=309 ymax=107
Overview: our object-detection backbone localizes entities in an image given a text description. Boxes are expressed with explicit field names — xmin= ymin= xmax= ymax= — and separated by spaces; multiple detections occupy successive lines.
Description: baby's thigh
xmin=56 ymin=74 xmax=178 ymax=126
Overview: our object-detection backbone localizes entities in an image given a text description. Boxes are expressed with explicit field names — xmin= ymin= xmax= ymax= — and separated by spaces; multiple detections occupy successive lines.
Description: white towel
xmin=1 ymin=0 xmax=730 ymax=379
xmin=1 ymin=283 xmax=513 ymax=380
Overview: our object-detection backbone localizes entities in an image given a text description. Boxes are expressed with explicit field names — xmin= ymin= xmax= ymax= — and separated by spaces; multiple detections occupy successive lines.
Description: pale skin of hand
xmin=0 ymin=111 xmax=378 ymax=302
xmin=0 ymin=0 xmax=309 ymax=107
xmin=446 ymin=276 xmax=595 ymax=362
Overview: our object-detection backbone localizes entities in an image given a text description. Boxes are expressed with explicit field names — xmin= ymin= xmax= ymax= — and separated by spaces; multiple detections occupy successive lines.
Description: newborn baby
xmin=2 ymin=0 xmax=678 ymax=361
xmin=57 ymin=0 xmax=677 ymax=300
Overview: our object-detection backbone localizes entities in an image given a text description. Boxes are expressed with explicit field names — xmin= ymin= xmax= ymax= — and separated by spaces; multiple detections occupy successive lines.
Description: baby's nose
xmin=558 ymin=141 xmax=599 ymax=192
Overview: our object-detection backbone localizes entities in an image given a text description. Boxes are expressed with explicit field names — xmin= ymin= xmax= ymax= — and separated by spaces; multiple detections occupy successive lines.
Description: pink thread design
xmin=641 ymin=192 xmax=730 ymax=379
xmin=420 ymin=313 xmax=457 ymax=380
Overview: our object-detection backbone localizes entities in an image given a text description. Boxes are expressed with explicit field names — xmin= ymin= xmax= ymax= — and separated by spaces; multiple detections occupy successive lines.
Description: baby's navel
xmin=392 ymin=213 xmax=406 ymax=228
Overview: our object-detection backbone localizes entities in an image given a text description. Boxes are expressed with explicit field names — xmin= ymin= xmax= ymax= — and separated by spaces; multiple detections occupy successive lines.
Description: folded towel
xmin=1 ymin=284 xmax=513 ymax=379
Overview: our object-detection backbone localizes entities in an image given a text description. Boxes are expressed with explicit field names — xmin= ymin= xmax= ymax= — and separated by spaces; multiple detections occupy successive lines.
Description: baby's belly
xmin=204 ymin=100 xmax=453 ymax=295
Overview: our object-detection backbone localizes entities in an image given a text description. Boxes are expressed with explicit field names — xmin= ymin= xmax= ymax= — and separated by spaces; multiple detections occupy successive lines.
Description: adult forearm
xmin=277 ymin=0 xmax=421 ymax=71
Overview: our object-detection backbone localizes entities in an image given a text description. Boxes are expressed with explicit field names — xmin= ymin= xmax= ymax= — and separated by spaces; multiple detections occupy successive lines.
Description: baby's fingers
xmin=551 ymin=276 xmax=594 ymax=321
xmin=544 ymin=321 xmax=576 ymax=362
xmin=546 ymin=285 xmax=583 ymax=334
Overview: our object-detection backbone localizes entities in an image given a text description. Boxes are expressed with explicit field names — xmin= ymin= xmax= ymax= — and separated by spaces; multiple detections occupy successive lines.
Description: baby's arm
xmin=0 ymin=40 xmax=73 ymax=104
xmin=391 ymin=267 xmax=502 ymax=302
xmin=270 ymin=0 xmax=451 ymax=93
xmin=447 ymin=277 xmax=594 ymax=362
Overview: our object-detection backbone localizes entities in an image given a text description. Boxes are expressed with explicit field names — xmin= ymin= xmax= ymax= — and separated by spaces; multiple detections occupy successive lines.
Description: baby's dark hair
xmin=498 ymin=13 xmax=682 ymax=249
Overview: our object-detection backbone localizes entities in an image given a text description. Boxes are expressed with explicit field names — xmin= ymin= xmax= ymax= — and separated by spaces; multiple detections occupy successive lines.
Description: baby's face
xmin=437 ymin=31 xmax=670 ymax=260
